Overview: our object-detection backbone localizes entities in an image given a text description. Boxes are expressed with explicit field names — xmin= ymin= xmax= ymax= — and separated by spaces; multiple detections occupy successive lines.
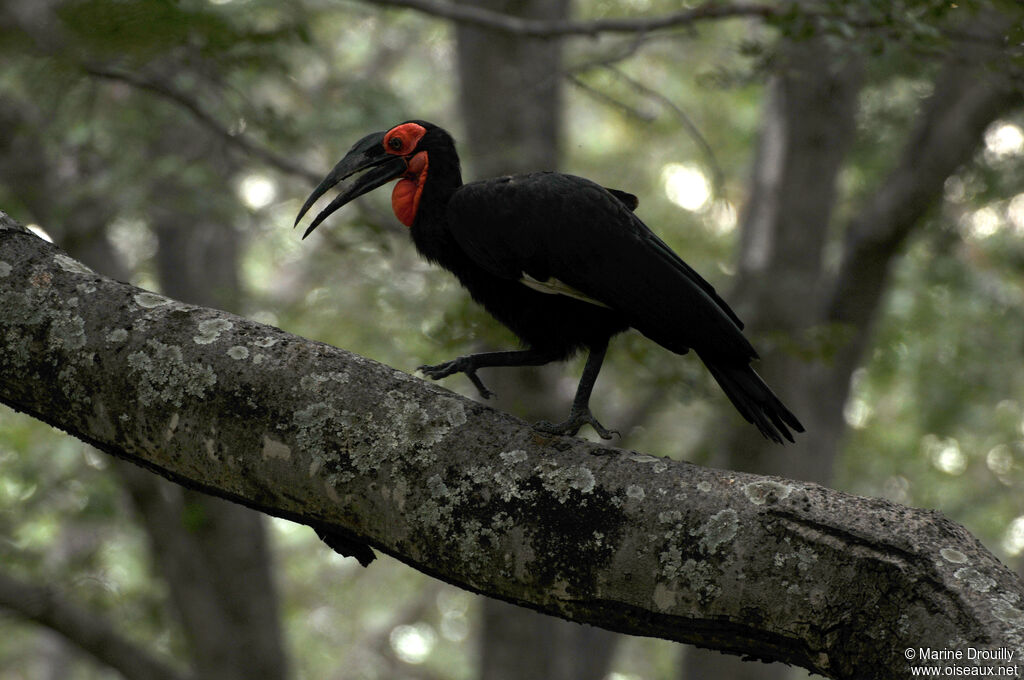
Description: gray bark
xmin=1 ymin=215 xmax=1021 ymax=680
xmin=686 ymin=13 xmax=1021 ymax=678
xmin=116 ymin=467 xmax=288 ymax=680
xmin=0 ymin=91 xmax=289 ymax=680
xmin=455 ymin=0 xmax=567 ymax=177
xmin=684 ymin=23 xmax=864 ymax=680
xmin=455 ymin=2 xmax=621 ymax=678
xmin=714 ymin=26 xmax=866 ymax=485
xmin=138 ymin=126 xmax=288 ymax=680
xmin=480 ymin=598 xmax=616 ymax=680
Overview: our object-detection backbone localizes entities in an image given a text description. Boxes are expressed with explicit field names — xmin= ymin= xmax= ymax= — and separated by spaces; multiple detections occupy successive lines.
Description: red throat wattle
xmin=392 ymin=151 xmax=428 ymax=227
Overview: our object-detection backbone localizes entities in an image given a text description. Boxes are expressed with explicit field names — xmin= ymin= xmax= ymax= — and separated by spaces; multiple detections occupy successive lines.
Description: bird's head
xmin=294 ymin=120 xmax=456 ymax=237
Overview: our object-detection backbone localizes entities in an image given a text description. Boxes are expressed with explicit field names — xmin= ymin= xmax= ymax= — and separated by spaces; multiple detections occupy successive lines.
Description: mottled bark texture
xmin=0 ymin=93 xmax=289 ymax=680
xmin=1 ymin=216 xmax=1022 ymax=680
xmin=454 ymin=1 xmax=620 ymax=676
xmin=685 ymin=10 xmax=1022 ymax=678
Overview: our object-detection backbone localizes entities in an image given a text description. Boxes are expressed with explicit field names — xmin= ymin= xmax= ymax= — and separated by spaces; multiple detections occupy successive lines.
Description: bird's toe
xmin=533 ymin=408 xmax=618 ymax=440
xmin=417 ymin=357 xmax=494 ymax=399
xmin=533 ymin=419 xmax=578 ymax=437
xmin=417 ymin=360 xmax=457 ymax=379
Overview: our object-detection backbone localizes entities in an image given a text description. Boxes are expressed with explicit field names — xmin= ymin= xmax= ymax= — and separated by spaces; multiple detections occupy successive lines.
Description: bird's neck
xmin=410 ymin=152 xmax=461 ymax=229
xmin=425 ymin=151 xmax=462 ymax=198
xmin=408 ymin=154 xmax=466 ymax=268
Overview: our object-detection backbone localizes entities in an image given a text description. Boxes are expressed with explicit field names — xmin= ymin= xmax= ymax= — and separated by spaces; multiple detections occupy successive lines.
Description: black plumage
xmin=295 ymin=120 xmax=803 ymax=443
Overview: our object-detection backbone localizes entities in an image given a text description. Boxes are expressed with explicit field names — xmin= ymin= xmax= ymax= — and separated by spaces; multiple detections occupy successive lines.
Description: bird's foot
xmin=534 ymin=407 xmax=619 ymax=440
xmin=417 ymin=357 xmax=494 ymax=400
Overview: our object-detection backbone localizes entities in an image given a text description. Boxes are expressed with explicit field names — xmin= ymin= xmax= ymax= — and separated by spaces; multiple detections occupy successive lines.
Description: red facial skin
xmin=383 ymin=122 xmax=429 ymax=227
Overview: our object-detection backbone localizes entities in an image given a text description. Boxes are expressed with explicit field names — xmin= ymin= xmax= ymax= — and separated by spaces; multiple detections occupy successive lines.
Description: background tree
xmin=1 ymin=1 xmax=1023 ymax=679
xmin=685 ymin=6 xmax=1022 ymax=678
xmin=454 ymin=2 xmax=622 ymax=679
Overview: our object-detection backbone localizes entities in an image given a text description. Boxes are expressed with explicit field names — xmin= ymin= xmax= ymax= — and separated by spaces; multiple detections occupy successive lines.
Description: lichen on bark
xmin=1 ymin=220 xmax=1022 ymax=680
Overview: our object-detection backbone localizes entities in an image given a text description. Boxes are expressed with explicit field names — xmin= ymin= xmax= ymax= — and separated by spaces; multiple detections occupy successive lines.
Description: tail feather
xmin=703 ymin=359 xmax=804 ymax=444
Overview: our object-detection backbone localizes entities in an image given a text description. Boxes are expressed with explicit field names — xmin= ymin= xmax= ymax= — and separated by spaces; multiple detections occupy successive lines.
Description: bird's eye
xmin=384 ymin=123 xmax=427 ymax=155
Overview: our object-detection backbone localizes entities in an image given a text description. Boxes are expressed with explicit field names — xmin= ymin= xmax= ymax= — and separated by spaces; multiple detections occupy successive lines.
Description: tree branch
xmin=567 ymin=75 xmax=657 ymax=122
xmin=602 ymin=65 xmax=726 ymax=196
xmin=369 ymin=0 xmax=1016 ymax=54
xmin=82 ymin=65 xmax=321 ymax=184
xmin=371 ymin=0 xmax=777 ymax=38
xmin=0 ymin=571 xmax=192 ymax=680
xmin=1 ymin=3 xmax=320 ymax=185
xmin=1 ymin=213 xmax=1022 ymax=680
xmin=826 ymin=14 xmax=1023 ymax=345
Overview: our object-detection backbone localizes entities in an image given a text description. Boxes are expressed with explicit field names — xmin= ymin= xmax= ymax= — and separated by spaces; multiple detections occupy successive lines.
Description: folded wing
xmin=446 ymin=172 xmax=753 ymax=361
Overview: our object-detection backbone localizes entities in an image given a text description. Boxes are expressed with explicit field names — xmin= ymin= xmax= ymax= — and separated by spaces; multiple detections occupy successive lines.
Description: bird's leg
xmin=418 ymin=348 xmax=560 ymax=400
xmin=534 ymin=340 xmax=618 ymax=440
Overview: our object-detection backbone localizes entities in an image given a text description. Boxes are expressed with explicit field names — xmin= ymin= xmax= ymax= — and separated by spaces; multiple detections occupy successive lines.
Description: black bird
xmin=295 ymin=120 xmax=804 ymax=443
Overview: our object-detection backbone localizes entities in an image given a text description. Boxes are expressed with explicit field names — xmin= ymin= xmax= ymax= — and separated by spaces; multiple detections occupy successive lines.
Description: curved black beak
xmin=294 ymin=131 xmax=408 ymax=239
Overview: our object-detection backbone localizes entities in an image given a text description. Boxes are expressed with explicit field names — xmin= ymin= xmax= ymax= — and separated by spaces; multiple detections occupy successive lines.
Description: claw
xmin=465 ymin=371 xmax=494 ymax=400
xmin=417 ymin=361 xmax=457 ymax=379
xmin=417 ymin=357 xmax=494 ymax=399
xmin=534 ymin=407 xmax=619 ymax=440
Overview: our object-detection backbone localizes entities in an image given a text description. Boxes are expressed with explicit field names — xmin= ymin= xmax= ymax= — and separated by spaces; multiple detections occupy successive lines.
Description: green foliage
xmin=0 ymin=408 xmax=176 ymax=676
xmin=839 ymin=131 xmax=1024 ymax=554
xmin=58 ymin=0 xmax=240 ymax=61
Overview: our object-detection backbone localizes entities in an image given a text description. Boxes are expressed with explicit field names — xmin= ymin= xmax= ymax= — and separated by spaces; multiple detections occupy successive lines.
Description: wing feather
xmin=447 ymin=173 xmax=753 ymax=359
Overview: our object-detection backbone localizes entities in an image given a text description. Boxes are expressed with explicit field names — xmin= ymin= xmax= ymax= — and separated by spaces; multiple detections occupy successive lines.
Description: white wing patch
xmin=519 ymin=273 xmax=610 ymax=308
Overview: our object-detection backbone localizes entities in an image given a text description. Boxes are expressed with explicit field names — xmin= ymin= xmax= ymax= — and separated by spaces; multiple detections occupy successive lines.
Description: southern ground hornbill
xmin=295 ymin=120 xmax=804 ymax=443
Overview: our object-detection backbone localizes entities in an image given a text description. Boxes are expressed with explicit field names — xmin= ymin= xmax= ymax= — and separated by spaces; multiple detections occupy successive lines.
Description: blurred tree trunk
xmin=455 ymin=0 xmax=564 ymax=174
xmin=708 ymin=34 xmax=865 ymax=482
xmin=681 ymin=9 xmax=1021 ymax=680
xmin=682 ymin=33 xmax=864 ymax=680
xmin=455 ymin=1 xmax=620 ymax=679
xmin=0 ymin=95 xmax=289 ymax=680
xmin=39 ymin=632 xmax=73 ymax=680
xmin=115 ymin=124 xmax=288 ymax=680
